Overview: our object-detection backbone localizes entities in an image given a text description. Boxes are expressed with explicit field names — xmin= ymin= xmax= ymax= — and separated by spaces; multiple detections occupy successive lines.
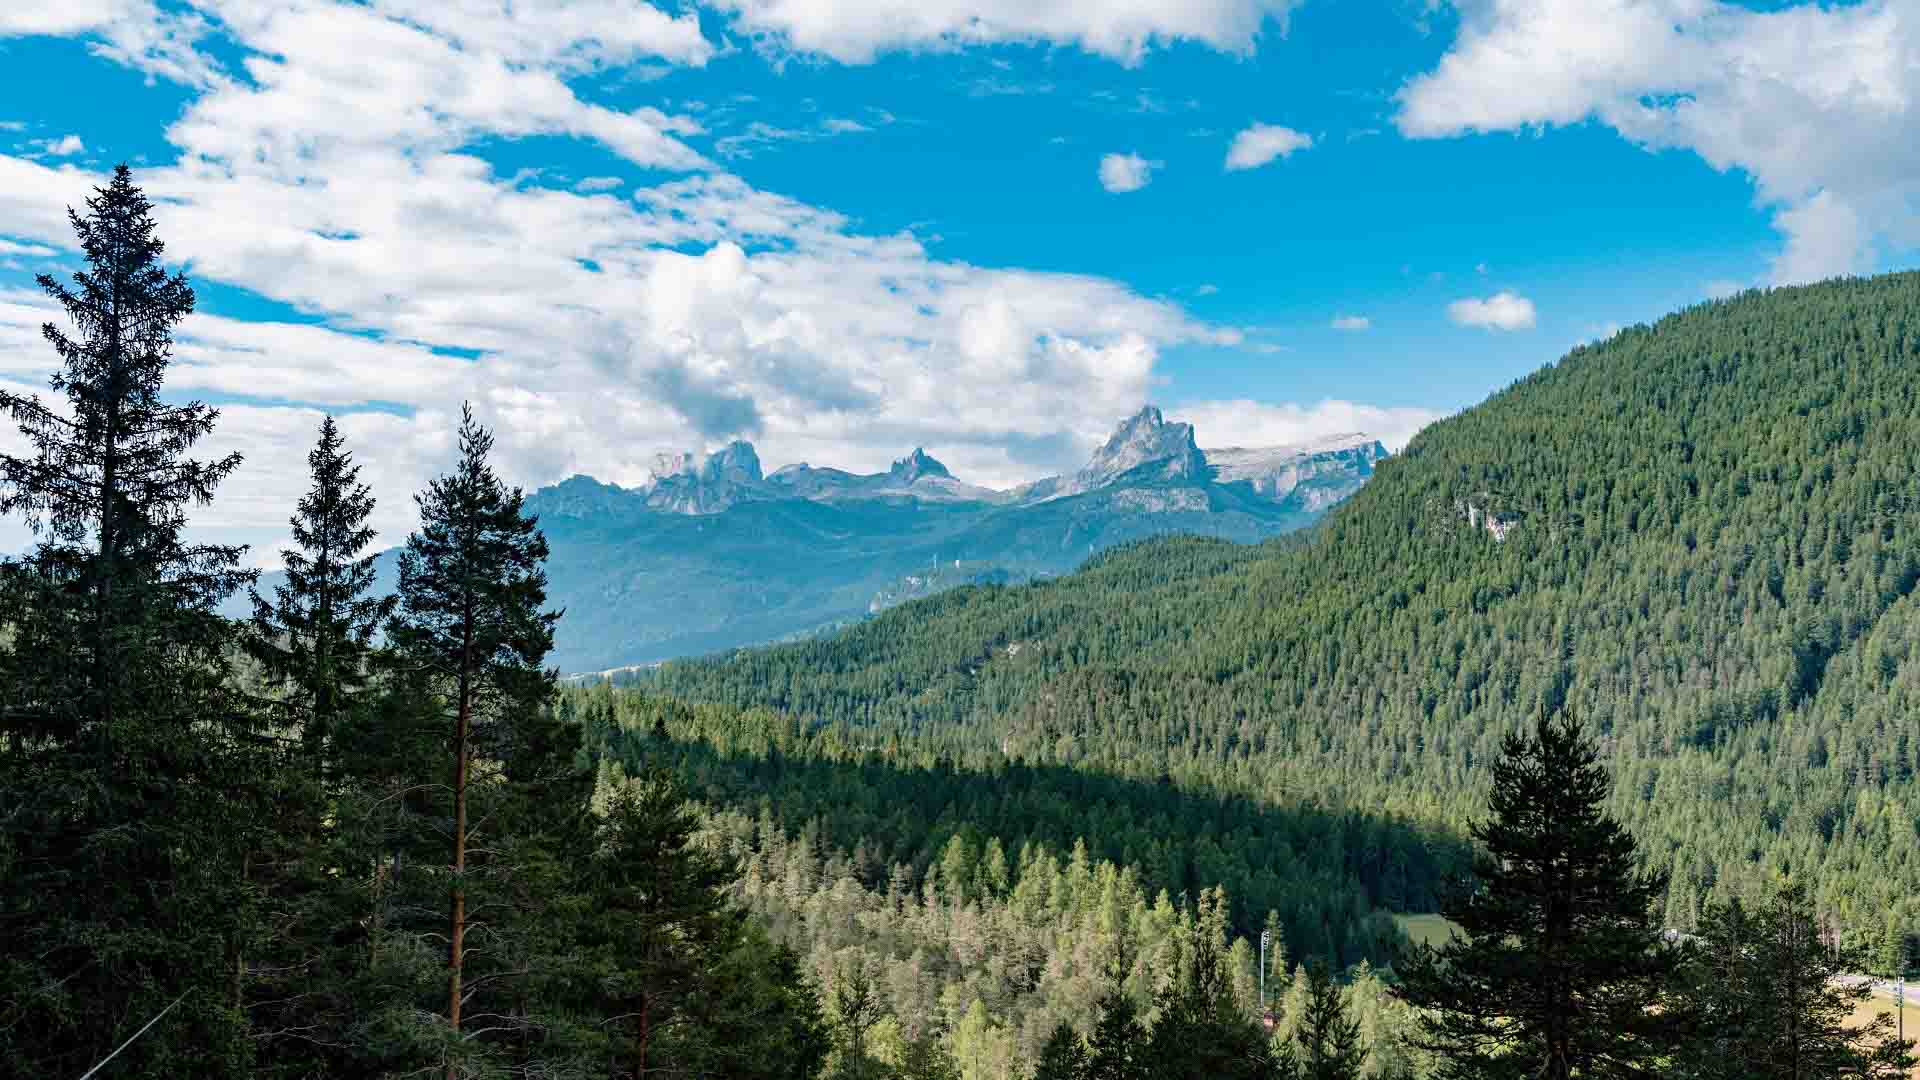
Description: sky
xmin=0 ymin=0 xmax=1915 ymax=563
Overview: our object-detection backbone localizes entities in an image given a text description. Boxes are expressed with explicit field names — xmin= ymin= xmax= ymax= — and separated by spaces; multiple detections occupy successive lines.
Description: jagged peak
xmin=890 ymin=447 xmax=953 ymax=483
xmin=700 ymin=440 xmax=762 ymax=483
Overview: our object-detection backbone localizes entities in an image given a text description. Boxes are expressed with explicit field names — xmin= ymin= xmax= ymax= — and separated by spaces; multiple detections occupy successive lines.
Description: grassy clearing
xmin=1849 ymin=988 xmax=1920 ymax=1075
xmin=1394 ymin=913 xmax=1463 ymax=951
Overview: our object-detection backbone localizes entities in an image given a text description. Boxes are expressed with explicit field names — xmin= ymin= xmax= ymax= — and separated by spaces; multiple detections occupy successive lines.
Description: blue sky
xmin=0 ymin=0 xmax=1912 ymax=556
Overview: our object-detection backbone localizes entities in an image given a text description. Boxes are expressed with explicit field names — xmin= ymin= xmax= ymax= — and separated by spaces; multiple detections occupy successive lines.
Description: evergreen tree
xmin=1144 ymin=892 xmax=1278 ymax=1079
xmin=248 ymin=413 xmax=395 ymax=769
xmin=242 ymin=414 xmax=397 ymax=1076
xmin=1673 ymin=881 xmax=1917 ymax=1079
xmin=1393 ymin=709 xmax=1685 ymax=1080
xmin=1878 ymin=918 xmax=1910 ymax=981
xmin=386 ymin=402 xmax=563 ymax=1076
xmin=829 ymin=958 xmax=891 ymax=1080
xmin=1034 ymin=1021 xmax=1088 ymax=1080
xmin=1294 ymin=960 xmax=1364 ymax=1080
xmin=0 ymin=165 xmax=265 ymax=1078
xmin=899 ymin=1027 xmax=962 ymax=1080
xmin=1084 ymin=987 xmax=1148 ymax=1080
xmin=671 ymin=922 xmax=832 ymax=1080
xmin=576 ymin=767 xmax=742 ymax=1078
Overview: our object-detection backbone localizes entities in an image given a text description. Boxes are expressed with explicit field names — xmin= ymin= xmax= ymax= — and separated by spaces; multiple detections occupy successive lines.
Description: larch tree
xmin=576 ymin=766 xmax=742 ymax=1079
xmin=1393 ymin=708 xmax=1686 ymax=1080
xmin=0 ymin=165 xmax=264 ymax=1077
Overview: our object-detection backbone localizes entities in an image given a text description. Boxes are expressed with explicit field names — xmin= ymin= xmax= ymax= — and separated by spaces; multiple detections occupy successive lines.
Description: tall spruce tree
xmin=249 ymin=414 xmax=395 ymax=768
xmin=0 ymin=165 xmax=264 ymax=1077
xmin=242 ymin=414 xmax=398 ymax=1078
xmin=387 ymin=403 xmax=562 ymax=1077
xmin=1393 ymin=709 xmax=1685 ymax=1080
xmin=1672 ymin=881 xmax=1916 ymax=1079
xmin=1294 ymin=960 xmax=1365 ymax=1080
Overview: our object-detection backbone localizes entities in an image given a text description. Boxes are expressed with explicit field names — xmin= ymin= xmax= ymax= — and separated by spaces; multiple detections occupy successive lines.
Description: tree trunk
xmin=446 ymin=622 xmax=473 ymax=1080
xmin=632 ymin=996 xmax=650 ymax=1080
xmin=95 ymin=280 xmax=122 ymax=729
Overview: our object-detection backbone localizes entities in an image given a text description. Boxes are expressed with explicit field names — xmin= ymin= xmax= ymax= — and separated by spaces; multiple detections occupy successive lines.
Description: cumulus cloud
xmin=0 ymin=1 xmax=1261 ymax=557
xmin=1176 ymin=398 xmax=1446 ymax=453
xmin=1448 ymin=291 xmax=1536 ymax=331
xmin=1330 ymin=314 xmax=1369 ymax=331
xmin=707 ymin=0 xmax=1301 ymax=65
xmin=1398 ymin=0 xmax=1920 ymax=284
xmin=36 ymin=135 xmax=86 ymax=157
xmin=1099 ymin=152 xmax=1158 ymax=192
xmin=1224 ymin=122 xmax=1312 ymax=170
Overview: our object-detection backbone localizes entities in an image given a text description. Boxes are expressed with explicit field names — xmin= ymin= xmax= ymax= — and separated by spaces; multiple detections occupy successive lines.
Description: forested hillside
xmin=644 ymin=273 xmax=1920 ymax=942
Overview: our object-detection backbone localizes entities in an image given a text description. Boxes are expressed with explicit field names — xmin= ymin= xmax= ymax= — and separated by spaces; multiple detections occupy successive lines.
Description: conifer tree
xmin=1294 ymin=960 xmax=1364 ymax=1080
xmin=1084 ymin=987 xmax=1148 ymax=1080
xmin=1144 ymin=891 xmax=1279 ymax=1079
xmin=1393 ymin=709 xmax=1684 ymax=1079
xmin=1034 ymin=1020 xmax=1088 ymax=1080
xmin=0 ymin=165 xmax=264 ymax=1077
xmin=249 ymin=413 xmax=394 ymax=769
xmin=1672 ymin=881 xmax=1916 ymax=1079
xmin=387 ymin=402 xmax=562 ymax=1076
xmin=576 ymin=766 xmax=742 ymax=1078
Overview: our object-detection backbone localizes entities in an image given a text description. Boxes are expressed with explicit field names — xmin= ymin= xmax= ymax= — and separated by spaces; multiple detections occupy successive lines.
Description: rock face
xmin=642 ymin=440 xmax=765 ymax=515
xmin=1070 ymin=405 xmax=1210 ymax=493
xmin=1206 ymin=434 xmax=1389 ymax=513
xmin=766 ymin=448 xmax=1000 ymax=502
xmin=588 ymin=408 xmax=1390 ymax=519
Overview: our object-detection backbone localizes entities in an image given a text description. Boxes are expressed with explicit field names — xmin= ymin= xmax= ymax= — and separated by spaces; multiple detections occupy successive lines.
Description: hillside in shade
xmin=644 ymin=273 xmax=1920 ymax=934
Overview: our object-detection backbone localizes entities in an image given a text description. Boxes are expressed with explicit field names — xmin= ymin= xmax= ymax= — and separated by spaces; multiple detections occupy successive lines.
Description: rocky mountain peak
xmin=889 ymin=447 xmax=952 ymax=485
xmin=701 ymin=440 xmax=763 ymax=485
xmin=1074 ymin=404 xmax=1208 ymax=491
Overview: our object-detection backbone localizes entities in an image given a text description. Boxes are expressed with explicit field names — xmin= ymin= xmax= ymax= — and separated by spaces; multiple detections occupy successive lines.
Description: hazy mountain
xmin=237 ymin=407 xmax=1388 ymax=671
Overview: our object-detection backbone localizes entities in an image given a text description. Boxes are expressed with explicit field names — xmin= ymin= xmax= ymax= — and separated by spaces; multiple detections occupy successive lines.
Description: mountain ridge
xmin=541 ymin=405 xmax=1390 ymax=519
xmin=233 ymin=407 xmax=1391 ymax=671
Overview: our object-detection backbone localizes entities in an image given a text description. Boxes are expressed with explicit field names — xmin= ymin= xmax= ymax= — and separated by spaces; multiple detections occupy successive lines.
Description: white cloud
xmin=1330 ymin=314 xmax=1369 ymax=331
xmin=708 ymin=0 xmax=1302 ymax=65
xmin=1448 ymin=291 xmax=1536 ymax=331
xmin=574 ymin=175 xmax=624 ymax=192
xmin=44 ymin=135 xmax=85 ymax=157
xmin=1397 ymin=0 xmax=1920 ymax=284
xmin=1703 ymin=279 xmax=1746 ymax=300
xmin=1099 ymin=152 xmax=1158 ymax=193
xmin=1224 ymin=122 xmax=1312 ymax=170
xmin=0 ymin=1 xmax=1259 ymax=556
xmin=0 ymin=239 xmax=57 ymax=258
xmin=1176 ymin=398 xmax=1446 ymax=453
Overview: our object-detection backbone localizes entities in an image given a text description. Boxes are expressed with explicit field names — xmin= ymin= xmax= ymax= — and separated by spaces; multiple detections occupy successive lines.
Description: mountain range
xmin=642 ymin=272 xmax=1920 ymax=936
xmin=242 ymin=407 xmax=1388 ymax=672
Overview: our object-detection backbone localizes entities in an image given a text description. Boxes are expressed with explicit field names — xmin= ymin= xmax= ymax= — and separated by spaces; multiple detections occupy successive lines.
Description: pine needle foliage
xmin=0 ymin=164 xmax=266 ymax=1079
xmin=1393 ymin=709 xmax=1685 ymax=1080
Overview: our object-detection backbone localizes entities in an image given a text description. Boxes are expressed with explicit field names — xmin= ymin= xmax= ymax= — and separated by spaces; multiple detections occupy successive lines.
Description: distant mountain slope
xmin=645 ymin=273 xmax=1920 ymax=936
xmin=240 ymin=409 xmax=1390 ymax=672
